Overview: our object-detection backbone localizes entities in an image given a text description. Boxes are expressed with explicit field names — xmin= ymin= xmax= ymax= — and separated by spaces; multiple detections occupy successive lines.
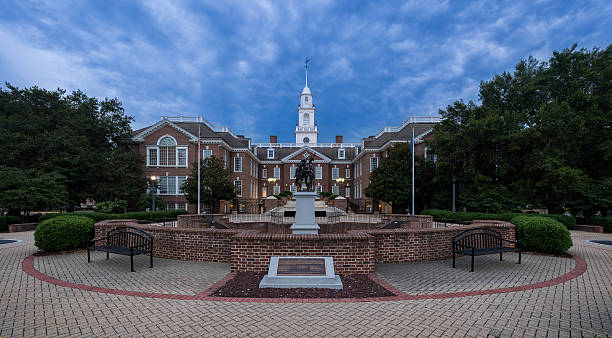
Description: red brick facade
xmin=132 ymin=117 xmax=439 ymax=213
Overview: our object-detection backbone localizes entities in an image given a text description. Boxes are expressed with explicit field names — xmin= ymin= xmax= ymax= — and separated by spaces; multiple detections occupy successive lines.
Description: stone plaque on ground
xmin=259 ymin=256 xmax=343 ymax=289
xmin=276 ymin=258 xmax=326 ymax=276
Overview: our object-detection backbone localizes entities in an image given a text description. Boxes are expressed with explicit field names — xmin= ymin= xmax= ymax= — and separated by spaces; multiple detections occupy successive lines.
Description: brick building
xmin=131 ymin=78 xmax=440 ymax=213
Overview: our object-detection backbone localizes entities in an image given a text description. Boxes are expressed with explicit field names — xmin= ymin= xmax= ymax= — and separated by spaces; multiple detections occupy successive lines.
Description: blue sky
xmin=1 ymin=1 xmax=610 ymax=143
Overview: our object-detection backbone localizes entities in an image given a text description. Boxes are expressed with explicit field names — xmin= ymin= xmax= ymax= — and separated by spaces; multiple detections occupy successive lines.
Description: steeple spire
xmin=305 ymin=58 xmax=309 ymax=87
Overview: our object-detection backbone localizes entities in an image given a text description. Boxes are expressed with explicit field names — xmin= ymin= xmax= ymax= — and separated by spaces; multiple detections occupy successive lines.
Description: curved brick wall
xmin=94 ymin=219 xmax=514 ymax=274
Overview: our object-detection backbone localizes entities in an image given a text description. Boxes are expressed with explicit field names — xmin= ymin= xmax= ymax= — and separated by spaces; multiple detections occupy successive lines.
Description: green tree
xmin=0 ymin=166 xmax=68 ymax=221
xmin=182 ymin=157 xmax=236 ymax=213
xmin=365 ymin=143 xmax=437 ymax=213
xmin=431 ymin=44 xmax=612 ymax=214
xmin=137 ymin=193 xmax=166 ymax=211
xmin=0 ymin=84 xmax=145 ymax=211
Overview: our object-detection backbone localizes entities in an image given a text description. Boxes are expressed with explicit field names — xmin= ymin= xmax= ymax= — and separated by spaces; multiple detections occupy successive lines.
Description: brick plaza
xmin=1 ymin=230 xmax=611 ymax=337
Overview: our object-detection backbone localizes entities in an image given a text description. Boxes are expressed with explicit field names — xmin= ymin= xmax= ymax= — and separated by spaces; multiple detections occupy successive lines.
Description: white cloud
xmin=0 ymin=26 xmax=121 ymax=99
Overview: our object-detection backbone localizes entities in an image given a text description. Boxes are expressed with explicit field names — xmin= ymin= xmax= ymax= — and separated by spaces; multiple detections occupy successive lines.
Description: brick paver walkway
xmin=376 ymin=252 xmax=575 ymax=295
xmin=1 ymin=230 xmax=611 ymax=337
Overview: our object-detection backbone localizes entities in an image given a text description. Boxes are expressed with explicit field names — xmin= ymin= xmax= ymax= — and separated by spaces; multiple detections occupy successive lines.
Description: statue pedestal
xmin=290 ymin=192 xmax=320 ymax=235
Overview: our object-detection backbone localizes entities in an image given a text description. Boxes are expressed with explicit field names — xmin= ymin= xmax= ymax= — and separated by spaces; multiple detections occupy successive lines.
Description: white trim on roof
xmin=280 ymin=146 xmax=332 ymax=163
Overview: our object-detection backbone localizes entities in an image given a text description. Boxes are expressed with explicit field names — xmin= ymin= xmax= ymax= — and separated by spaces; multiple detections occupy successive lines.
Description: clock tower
xmin=295 ymin=59 xmax=318 ymax=144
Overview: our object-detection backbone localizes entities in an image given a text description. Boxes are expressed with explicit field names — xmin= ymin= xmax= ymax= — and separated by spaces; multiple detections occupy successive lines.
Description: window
xmin=262 ymin=168 xmax=267 ymax=178
xmin=370 ymin=157 xmax=378 ymax=172
xmin=177 ymin=148 xmax=187 ymax=166
xmin=177 ymin=176 xmax=187 ymax=194
xmin=148 ymin=148 xmax=158 ymax=166
xmin=158 ymin=176 xmax=177 ymax=195
xmin=158 ymin=136 xmax=176 ymax=146
xmin=315 ymin=166 xmax=322 ymax=179
xmin=267 ymin=149 xmax=274 ymax=159
xmin=203 ymin=149 xmax=213 ymax=159
xmin=338 ymin=149 xmax=345 ymax=159
xmin=274 ymin=185 xmax=280 ymax=194
xmin=160 ymin=146 xmax=176 ymax=166
xmin=425 ymin=146 xmax=438 ymax=163
xmin=303 ymin=113 xmax=310 ymax=125
xmin=345 ymin=186 xmax=350 ymax=197
xmin=315 ymin=185 xmax=322 ymax=193
xmin=234 ymin=157 xmax=242 ymax=172
xmin=290 ymin=185 xmax=297 ymax=193
xmin=346 ymin=168 xmax=351 ymax=179
xmin=290 ymin=166 xmax=296 ymax=179
xmin=234 ymin=180 xmax=242 ymax=197
xmin=332 ymin=168 xmax=339 ymax=180
xmin=223 ymin=151 xmax=227 ymax=169
xmin=262 ymin=186 xmax=267 ymax=198
xmin=166 ymin=203 xmax=177 ymax=210
xmin=305 ymin=96 xmax=309 ymax=102
xmin=274 ymin=167 xmax=280 ymax=179
xmin=332 ymin=185 xmax=339 ymax=195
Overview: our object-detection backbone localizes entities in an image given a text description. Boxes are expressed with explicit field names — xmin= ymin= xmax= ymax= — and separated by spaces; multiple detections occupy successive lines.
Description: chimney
xmin=270 ymin=135 xmax=277 ymax=143
xmin=336 ymin=135 xmax=343 ymax=143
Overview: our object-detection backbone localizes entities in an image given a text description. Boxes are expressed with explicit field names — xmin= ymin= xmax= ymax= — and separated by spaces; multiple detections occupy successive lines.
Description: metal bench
xmin=452 ymin=228 xmax=521 ymax=272
xmin=87 ymin=227 xmax=153 ymax=272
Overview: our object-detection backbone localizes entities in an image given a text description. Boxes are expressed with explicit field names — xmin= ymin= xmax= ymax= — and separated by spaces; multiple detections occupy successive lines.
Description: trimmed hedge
xmin=421 ymin=209 xmax=576 ymax=229
xmin=34 ymin=216 xmax=95 ymax=252
xmin=591 ymin=216 xmax=612 ymax=233
xmin=38 ymin=210 xmax=189 ymax=223
xmin=0 ymin=215 xmax=22 ymax=232
xmin=510 ymin=216 xmax=573 ymax=254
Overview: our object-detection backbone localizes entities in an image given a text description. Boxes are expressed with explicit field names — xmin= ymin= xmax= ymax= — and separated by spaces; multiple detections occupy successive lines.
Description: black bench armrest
xmin=501 ymin=238 xmax=518 ymax=245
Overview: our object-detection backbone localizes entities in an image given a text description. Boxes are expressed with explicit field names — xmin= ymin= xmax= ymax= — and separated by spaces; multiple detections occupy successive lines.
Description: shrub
xmin=38 ymin=210 xmax=188 ymax=223
xmin=421 ymin=209 xmax=576 ymax=229
xmin=0 ymin=215 xmax=22 ymax=232
xmin=95 ymin=199 xmax=128 ymax=213
xmin=591 ymin=216 xmax=612 ymax=233
xmin=542 ymin=214 xmax=575 ymax=229
xmin=34 ymin=216 xmax=95 ymax=252
xmin=511 ymin=216 xmax=573 ymax=254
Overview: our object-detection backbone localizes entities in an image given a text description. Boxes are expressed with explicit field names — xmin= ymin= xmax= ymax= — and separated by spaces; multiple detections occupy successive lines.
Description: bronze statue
xmin=295 ymin=155 xmax=314 ymax=191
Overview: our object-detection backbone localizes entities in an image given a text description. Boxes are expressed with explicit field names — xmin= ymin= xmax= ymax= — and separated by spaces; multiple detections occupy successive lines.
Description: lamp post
xmin=452 ymin=175 xmax=456 ymax=212
xmin=149 ymin=176 xmax=158 ymax=212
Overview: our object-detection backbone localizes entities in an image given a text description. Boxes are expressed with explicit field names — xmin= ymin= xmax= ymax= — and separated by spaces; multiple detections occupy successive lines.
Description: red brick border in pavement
xmin=22 ymin=254 xmax=587 ymax=303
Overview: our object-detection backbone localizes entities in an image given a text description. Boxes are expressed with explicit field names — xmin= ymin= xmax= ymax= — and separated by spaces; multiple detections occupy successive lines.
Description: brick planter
xmin=8 ymin=223 xmax=38 ymax=232
xmin=94 ymin=219 xmax=515 ymax=274
xmin=231 ymin=232 xmax=375 ymax=274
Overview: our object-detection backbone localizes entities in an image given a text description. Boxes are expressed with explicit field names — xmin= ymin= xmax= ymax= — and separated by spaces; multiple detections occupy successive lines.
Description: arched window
xmin=158 ymin=136 xmax=177 ymax=146
xmin=158 ymin=136 xmax=177 ymax=165
xmin=303 ymin=113 xmax=310 ymax=125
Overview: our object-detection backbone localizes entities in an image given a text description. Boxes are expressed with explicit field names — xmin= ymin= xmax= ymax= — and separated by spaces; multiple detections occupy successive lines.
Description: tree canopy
xmin=430 ymin=44 xmax=612 ymax=218
xmin=182 ymin=157 xmax=236 ymax=212
xmin=0 ymin=84 xmax=145 ymax=212
xmin=365 ymin=143 xmax=439 ymax=213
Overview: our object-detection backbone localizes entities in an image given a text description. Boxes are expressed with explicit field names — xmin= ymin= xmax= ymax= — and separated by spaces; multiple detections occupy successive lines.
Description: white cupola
xmin=295 ymin=59 xmax=318 ymax=144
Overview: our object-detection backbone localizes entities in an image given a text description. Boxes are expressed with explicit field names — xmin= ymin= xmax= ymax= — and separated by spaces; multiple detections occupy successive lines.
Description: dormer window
xmin=267 ymin=149 xmax=275 ymax=159
xmin=338 ymin=148 xmax=345 ymax=159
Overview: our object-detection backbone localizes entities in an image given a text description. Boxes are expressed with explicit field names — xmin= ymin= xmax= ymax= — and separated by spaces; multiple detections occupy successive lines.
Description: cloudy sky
xmin=1 ymin=1 xmax=610 ymax=142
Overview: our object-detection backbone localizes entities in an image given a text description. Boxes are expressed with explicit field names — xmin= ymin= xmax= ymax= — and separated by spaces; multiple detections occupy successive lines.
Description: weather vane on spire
xmin=305 ymin=58 xmax=310 ymax=87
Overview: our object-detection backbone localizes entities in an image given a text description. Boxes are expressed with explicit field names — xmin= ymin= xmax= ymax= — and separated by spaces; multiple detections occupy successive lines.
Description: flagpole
xmin=197 ymin=117 xmax=201 ymax=214
xmin=411 ymin=127 xmax=415 ymax=215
